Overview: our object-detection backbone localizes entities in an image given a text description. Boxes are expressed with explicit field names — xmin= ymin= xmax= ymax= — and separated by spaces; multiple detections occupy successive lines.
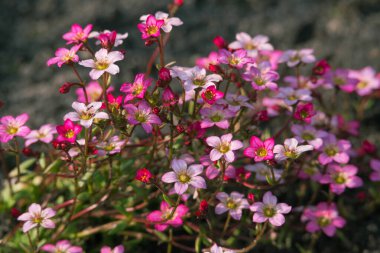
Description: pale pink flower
xmin=318 ymin=134 xmax=351 ymax=165
xmin=124 ymin=102 xmax=161 ymax=133
xmin=0 ymin=113 xmax=30 ymax=143
xmin=206 ymin=134 xmax=243 ymax=163
xmin=301 ymin=202 xmax=346 ymax=237
xmin=291 ymin=124 xmax=327 ymax=149
xmin=273 ymin=138 xmax=313 ymax=162
xmin=218 ymin=49 xmax=251 ymax=69
xmin=276 ymin=87 xmax=312 ymax=105
xmin=140 ymin=11 xmax=183 ymax=33
xmin=250 ymin=191 xmax=291 ymax=226
xmin=243 ymin=136 xmax=274 ymax=162
xmin=370 ymin=159 xmax=380 ymax=181
xmin=181 ymin=66 xmax=222 ymax=92
xmin=229 ymin=33 xmax=273 ymax=57
xmin=47 ymin=44 xmax=82 ymax=67
xmin=217 ymin=93 xmax=254 ymax=113
xmin=320 ymin=164 xmax=363 ymax=194
xmin=100 ymin=245 xmax=124 ymax=253
xmin=41 ymin=240 xmax=82 ymax=253
xmin=96 ymin=136 xmax=125 ymax=156
xmin=323 ymin=69 xmax=357 ymax=93
xmin=242 ymin=62 xmax=279 ymax=91
xmin=76 ymin=81 xmax=114 ymax=103
xmin=162 ymin=159 xmax=206 ymax=195
xmin=146 ymin=201 xmax=188 ymax=231
xmin=279 ymin=49 xmax=316 ymax=67
xmin=120 ymin=73 xmax=152 ymax=102
xmin=207 ymin=244 xmax=235 ymax=253
xmin=63 ymin=24 xmax=92 ymax=44
xmin=79 ymin=48 xmax=124 ymax=80
xmin=215 ymin=192 xmax=249 ymax=220
xmin=64 ymin=102 xmax=109 ymax=128
xmin=200 ymin=105 xmax=235 ymax=129
xmin=348 ymin=66 xmax=380 ymax=96
xmin=25 ymin=124 xmax=56 ymax=147
xmin=137 ymin=15 xmax=164 ymax=39
xmin=245 ymin=163 xmax=282 ymax=182
xmin=17 ymin=203 xmax=56 ymax=233
xmin=200 ymin=155 xmax=220 ymax=179
xmin=330 ymin=115 xmax=360 ymax=136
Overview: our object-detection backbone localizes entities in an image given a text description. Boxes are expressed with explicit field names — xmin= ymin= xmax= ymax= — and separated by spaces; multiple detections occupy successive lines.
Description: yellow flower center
xmin=219 ymin=143 xmax=230 ymax=154
xmin=256 ymin=147 xmax=268 ymax=157
xmin=80 ymin=112 xmax=94 ymax=120
xmin=146 ymin=26 xmax=159 ymax=35
xmin=254 ymin=77 xmax=266 ymax=86
xmin=357 ymin=81 xmax=368 ymax=89
xmin=263 ymin=207 xmax=275 ymax=217
xmin=65 ymin=130 xmax=74 ymax=139
xmin=32 ymin=216 xmax=43 ymax=224
xmin=178 ymin=174 xmax=190 ymax=183
xmin=210 ymin=114 xmax=222 ymax=122
xmin=244 ymin=43 xmax=256 ymax=50
xmin=317 ymin=217 xmax=331 ymax=227
xmin=334 ymin=173 xmax=346 ymax=184
xmin=229 ymin=57 xmax=239 ymax=66
xmin=133 ymin=84 xmax=144 ymax=96
xmin=104 ymin=144 xmax=115 ymax=151
xmin=95 ymin=60 xmax=110 ymax=70
xmin=333 ymin=77 xmax=345 ymax=86
xmin=302 ymin=132 xmax=314 ymax=141
xmin=193 ymin=78 xmax=205 ymax=87
xmin=226 ymin=199 xmax=237 ymax=209
xmin=7 ymin=126 xmax=18 ymax=135
xmin=325 ymin=146 xmax=337 ymax=157
xmin=135 ymin=113 xmax=147 ymax=123
xmin=284 ymin=150 xmax=297 ymax=159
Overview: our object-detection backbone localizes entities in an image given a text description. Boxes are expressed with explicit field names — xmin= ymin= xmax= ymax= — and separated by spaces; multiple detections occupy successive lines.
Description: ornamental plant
xmin=1 ymin=1 xmax=380 ymax=253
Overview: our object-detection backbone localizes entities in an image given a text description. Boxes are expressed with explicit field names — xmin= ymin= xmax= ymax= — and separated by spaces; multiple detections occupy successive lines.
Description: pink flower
xmin=195 ymin=51 xmax=219 ymax=69
xmin=17 ymin=203 xmax=56 ymax=233
xmin=245 ymin=163 xmax=282 ymax=182
xmin=76 ymin=82 xmax=114 ymax=103
xmin=229 ymin=33 xmax=273 ymax=57
xmin=0 ymin=113 xmax=30 ymax=143
xmin=162 ymin=87 xmax=178 ymax=107
xmin=56 ymin=119 xmax=82 ymax=144
xmin=25 ymin=124 xmax=56 ymax=147
xmin=181 ymin=66 xmax=223 ymax=93
xmin=250 ymin=191 xmax=291 ymax=226
xmin=162 ymin=159 xmax=206 ymax=195
xmin=206 ymin=134 xmax=243 ymax=163
xmin=89 ymin=30 xmax=128 ymax=48
xmin=218 ymin=49 xmax=251 ymax=69
xmin=324 ymin=69 xmax=357 ymax=93
xmin=217 ymin=93 xmax=254 ymax=113
xmin=106 ymin=93 xmax=123 ymax=110
xmin=79 ymin=49 xmax=124 ymax=80
xmin=140 ymin=12 xmax=182 ymax=33
xmin=242 ymin=62 xmax=279 ymax=91
xmin=120 ymin=73 xmax=152 ymax=102
xmin=318 ymin=134 xmax=351 ymax=165
xmin=301 ymin=202 xmax=346 ymax=237
xmin=41 ymin=240 xmax=83 ymax=253
xmin=291 ymin=124 xmax=327 ymax=149
xmin=201 ymin=85 xmax=224 ymax=105
xmin=208 ymin=244 xmax=235 ymax=253
xmin=63 ymin=24 xmax=93 ymax=44
xmin=298 ymin=162 xmax=322 ymax=182
xmin=124 ymin=102 xmax=161 ymax=133
xmin=273 ymin=138 xmax=313 ymax=162
xmin=330 ymin=115 xmax=360 ymax=136
xmin=146 ymin=201 xmax=189 ymax=231
xmin=137 ymin=15 xmax=164 ymax=39
xmin=320 ymin=164 xmax=363 ymax=194
xmin=100 ymin=245 xmax=124 ymax=253
xmin=64 ymin=102 xmax=109 ymax=128
xmin=200 ymin=105 xmax=235 ymax=129
xmin=215 ymin=192 xmax=249 ymax=220
xmin=276 ymin=87 xmax=312 ymax=106
xmin=200 ymin=155 xmax=220 ymax=179
xmin=293 ymin=102 xmax=316 ymax=124
xmin=348 ymin=66 xmax=380 ymax=96
xmin=370 ymin=159 xmax=380 ymax=181
xmin=47 ymin=44 xmax=82 ymax=67
xmin=135 ymin=168 xmax=153 ymax=183
xmin=243 ymin=136 xmax=274 ymax=162
xmin=279 ymin=49 xmax=316 ymax=67
xmin=96 ymin=136 xmax=125 ymax=156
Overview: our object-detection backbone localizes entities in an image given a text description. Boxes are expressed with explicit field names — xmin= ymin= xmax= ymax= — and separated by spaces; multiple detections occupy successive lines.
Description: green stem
xmin=167 ymin=229 xmax=173 ymax=253
xmin=221 ymin=213 xmax=231 ymax=239
xmin=13 ymin=139 xmax=21 ymax=183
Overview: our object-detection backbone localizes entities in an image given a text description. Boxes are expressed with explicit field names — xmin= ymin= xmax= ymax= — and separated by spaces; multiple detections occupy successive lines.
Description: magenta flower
xmin=201 ymin=85 xmax=224 ymax=105
xmin=75 ymin=81 xmax=113 ymax=103
xmin=215 ymin=192 xmax=249 ymax=220
xmin=293 ymin=102 xmax=316 ymax=124
xmin=17 ymin=203 xmax=56 ymax=233
xmin=120 ymin=73 xmax=152 ymax=102
xmin=63 ymin=24 xmax=93 ymax=44
xmin=137 ymin=15 xmax=164 ymax=39
xmin=41 ymin=240 xmax=83 ymax=253
xmin=89 ymin=30 xmax=128 ymax=48
xmin=200 ymin=155 xmax=219 ymax=179
xmin=140 ymin=11 xmax=183 ymax=33
xmin=162 ymin=86 xmax=178 ymax=107
xmin=25 ymin=124 xmax=56 ymax=147
xmin=291 ymin=124 xmax=327 ymax=149
xmin=273 ymin=138 xmax=313 ymax=162
xmin=56 ymin=119 xmax=82 ymax=144
xmin=47 ymin=44 xmax=82 ymax=68
xmin=162 ymin=159 xmax=206 ymax=195
xmin=79 ymin=48 xmax=124 ymax=80
xmin=0 ymin=113 xmax=30 ymax=143
xmin=146 ymin=201 xmax=189 ymax=231
xmin=96 ymin=136 xmax=126 ymax=156
xmin=250 ymin=191 xmax=291 ymax=226
xmin=106 ymin=93 xmax=123 ymax=110
xmin=348 ymin=66 xmax=380 ymax=96
xmin=320 ymin=164 xmax=363 ymax=194
xmin=100 ymin=245 xmax=124 ymax=253
xmin=64 ymin=102 xmax=109 ymax=128
xmin=242 ymin=62 xmax=279 ymax=91
xmin=229 ymin=33 xmax=273 ymax=57
xmin=218 ymin=49 xmax=251 ymax=69
xmin=318 ymin=134 xmax=351 ymax=165
xmin=124 ymin=102 xmax=161 ymax=133
xmin=279 ymin=49 xmax=316 ymax=67
xmin=195 ymin=51 xmax=219 ymax=69
xmin=301 ymin=202 xmax=346 ymax=237
xmin=243 ymin=136 xmax=274 ymax=162
xmin=370 ymin=159 xmax=380 ymax=181
xmin=200 ymin=105 xmax=235 ymax=129
xmin=331 ymin=115 xmax=360 ymax=136
xmin=206 ymin=134 xmax=243 ymax=163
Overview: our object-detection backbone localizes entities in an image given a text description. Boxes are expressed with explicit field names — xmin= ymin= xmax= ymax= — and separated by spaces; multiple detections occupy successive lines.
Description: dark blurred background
xmin=1 ymin=0 xmax=380 ymax=127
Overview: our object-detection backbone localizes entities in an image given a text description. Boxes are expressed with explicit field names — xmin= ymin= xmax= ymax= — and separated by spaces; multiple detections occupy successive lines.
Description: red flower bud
xmin=258 ymin=110 xmax=269 ymax=121
xmin=199 ymin=200 xmax=208 ymax=212
xmin=22 ymin=147 xmax=34 ymax=157
xmin=159 ymin=67 xmax=172 ymax=82
xmin=247 ymin=193 xmax=255 ymax=203
xmin=176 ymin=125 xmax=185 ymax=133
xmin=213 ymin=36 xmax=227 ymax=49
xmin=174 ymin=0 xmax=183 ymax=6
xmin=11 ymin=208 xmax=21 ymax=218
xmin=152 ymin=107 xmax=160 ymax=115
xmin=208 ymin=64 xmax=221 ymax=73
xmin=59 ymin=82 xmax=73 ymax=94
xmin=135 ymin=168 xmax=153 ymax=183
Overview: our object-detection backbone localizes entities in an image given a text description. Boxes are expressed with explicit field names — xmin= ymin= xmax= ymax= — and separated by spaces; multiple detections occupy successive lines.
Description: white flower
xmin=279 ymin=49 xmax=315 ymax=67
xmin=206 ymin=134 xmax=243 ymax=163
xmin=273 ymin=138 xmax=313 ymax=161
xmin=229 ymin=33 xmax=273 ymax=57
xmin=64 ymin=102 xmax=109 ymax=128
xmin=79 ymin=48 xmax=124 ymax=80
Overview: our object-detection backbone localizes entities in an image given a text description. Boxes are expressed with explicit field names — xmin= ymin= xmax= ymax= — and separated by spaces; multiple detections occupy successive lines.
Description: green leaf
xmin=9 ymin=158 xmax=36 ymax=177
xmin=43 ymin=159 xmax=64 ymax=174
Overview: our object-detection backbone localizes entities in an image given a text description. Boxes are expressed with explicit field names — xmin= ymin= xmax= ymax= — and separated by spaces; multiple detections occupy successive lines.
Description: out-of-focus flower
xmin=218 ymin=49 xmax=251 ymax=69
xmin=349 ymin=66 xmax=380 ymax=96
xmin=140 ymin=12 xmax=182 ymax=33
xmin=279 ymin=49 xmax=315 ymax=67
xmin=291 ymin=124 xmax=327 ymax=149
xmin=200 ymin=105 xmax=235 ymax=129
xmin=100 ymin=245 xmax=124 ymax=253
xmin=276 ymin=87 xmax=312 ymax=105
xmin=96 ymin=136 xmax=125 ymax=156
xmin=229 ymin=33 xmax=273 ymax=57
xmin=320 ymin=164 xmax=363 ymax=194
xmin=293 ymin=102 xmax=316 ymax=124
xmin=63 ymin=24 xmax=93 ymax=44
xmin=245 ymin=163 xmax=282 ymax=182
xmin=41 ymin=240 xmax=83 ymax=253
xmin=318 ymin=134 xmax=351 ymax=165
xmin=89 ymin=30 xmax=128 ymax=48
xmin=25 ymin=124 xmax=56 ymax=147
xmin=370 ymin=159 xmax=380 ymax=181
xmin=135 ymin=168 xmax=153 ymax=183
xmin=0 ymin=113 xmax=30 ymax=143
xmin=47 ymin=44 xmax=82 ymax=67
xmin=146 ymin=201 xmax=188 ymax=231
